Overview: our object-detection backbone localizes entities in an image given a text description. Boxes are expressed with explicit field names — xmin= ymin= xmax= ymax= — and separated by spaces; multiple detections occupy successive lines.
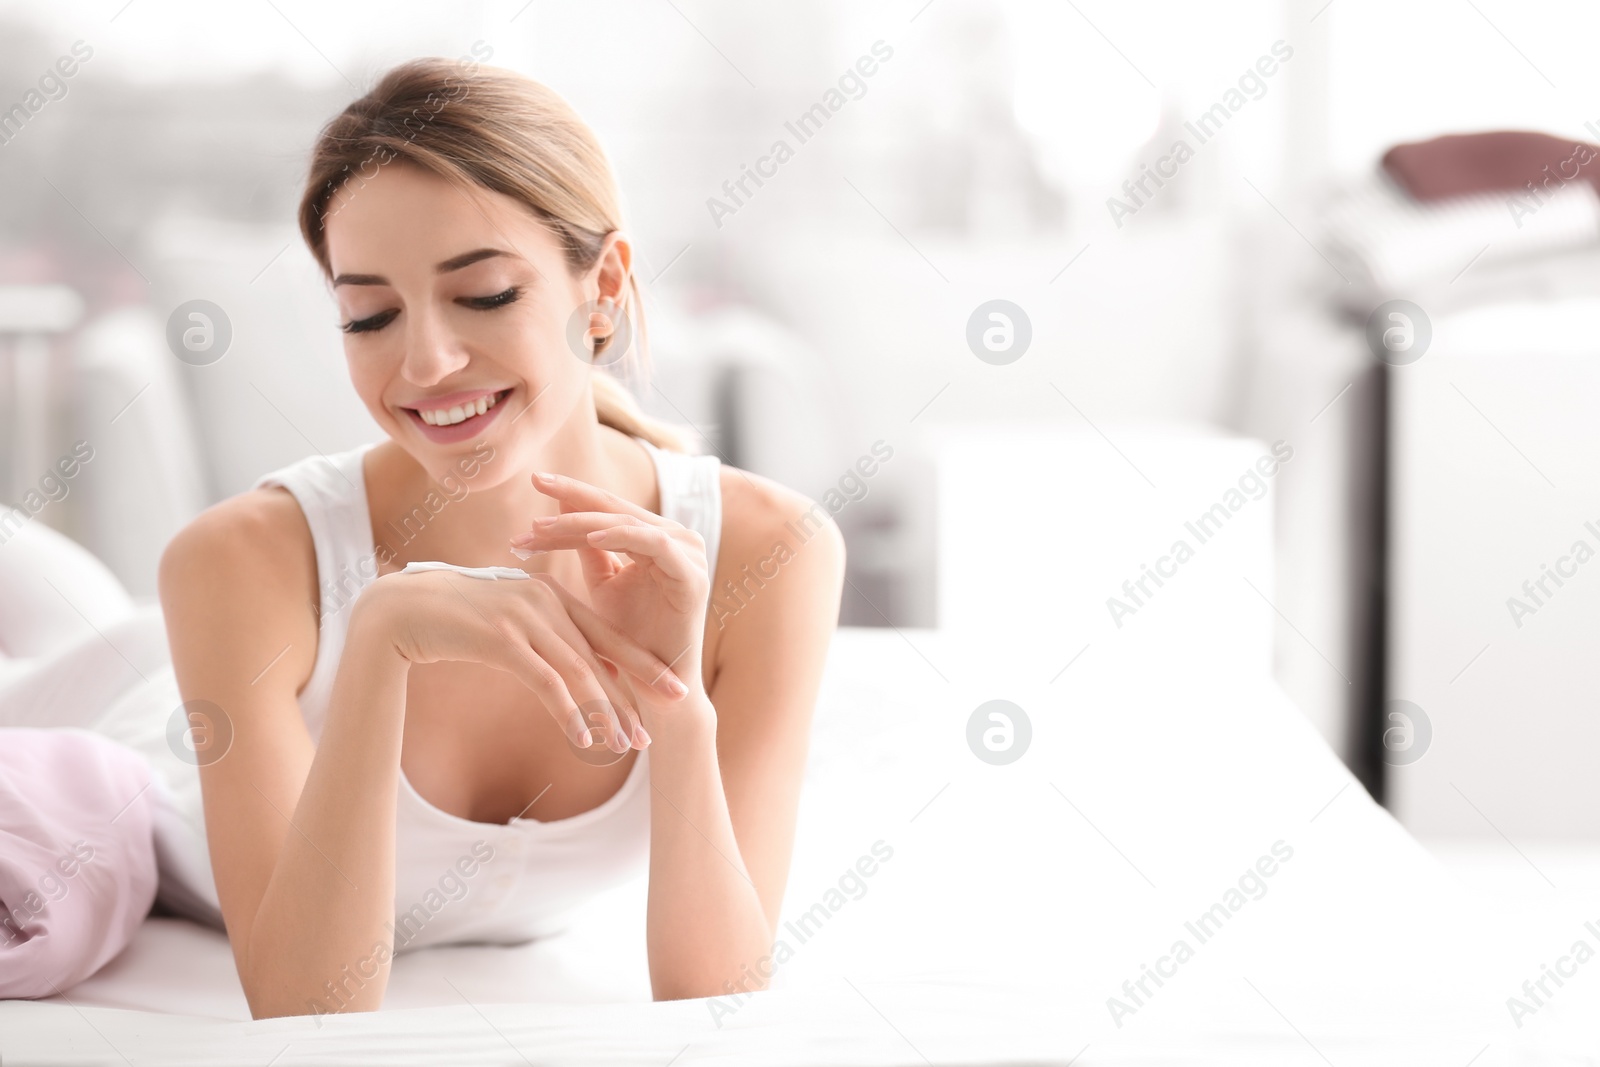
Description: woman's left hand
xmin=510 ymin=470 xmax=710 ymax=713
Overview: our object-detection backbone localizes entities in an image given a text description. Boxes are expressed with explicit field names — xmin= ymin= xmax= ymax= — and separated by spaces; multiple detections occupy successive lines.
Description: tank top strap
xmin=633 ymin=437 xmax=723 ymax=582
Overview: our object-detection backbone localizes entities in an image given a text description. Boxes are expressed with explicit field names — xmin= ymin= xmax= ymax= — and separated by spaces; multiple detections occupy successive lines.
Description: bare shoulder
xmin=715 ymin=466 xmax=847 ymax=585
xmin=707 ymin=466 xmax=846 ymax=665
xmin=160 ymin=486 xmax=315 ymax=590
xmin=158 ymin=486 xmax=320 ymax=694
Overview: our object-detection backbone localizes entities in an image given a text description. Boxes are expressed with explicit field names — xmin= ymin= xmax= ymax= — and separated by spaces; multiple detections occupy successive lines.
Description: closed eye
xmin=462 ymin=287 xmax=521 ymax=310
xmin=340 ymin=288 xmax=521 ymax=334
xmin=342 ymin=309 xmax=398 ymax=334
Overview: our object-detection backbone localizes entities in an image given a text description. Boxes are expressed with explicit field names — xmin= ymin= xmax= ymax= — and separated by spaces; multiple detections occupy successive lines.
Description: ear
xmin=593 ymin=231 xmax=633 ymax=308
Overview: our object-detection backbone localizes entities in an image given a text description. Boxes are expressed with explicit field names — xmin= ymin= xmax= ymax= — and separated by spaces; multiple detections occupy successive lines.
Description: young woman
xmin=149 ymin=57 xmax=844 ymax=1018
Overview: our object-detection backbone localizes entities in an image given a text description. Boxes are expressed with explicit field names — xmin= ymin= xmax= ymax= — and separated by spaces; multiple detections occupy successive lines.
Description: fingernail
xmin=638 ymin=727 xmax=652 ymax=746
xmin=508 ymin=546 xmax=536 ymax=560
xmin=579 ymin=729 xmax=593 ymax=748
xmin=533 ymin=516 xmax=557 ymax=528
xmin=532 ymin=471 xmax=555 ymax=483
xmin=587 ymin=529 xmax=610 ymax=542
xmin=665 ymin=675 xmax=687 ymax=696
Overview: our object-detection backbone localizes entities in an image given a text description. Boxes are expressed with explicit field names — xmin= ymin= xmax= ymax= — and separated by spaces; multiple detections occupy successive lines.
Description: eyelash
xmin=341 ymin=287 xmax=522 ymax=335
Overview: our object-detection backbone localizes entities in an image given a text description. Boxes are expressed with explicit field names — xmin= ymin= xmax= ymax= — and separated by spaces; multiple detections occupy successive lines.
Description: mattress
xmin=2 ymin=626 xmax=1593 ymax=1064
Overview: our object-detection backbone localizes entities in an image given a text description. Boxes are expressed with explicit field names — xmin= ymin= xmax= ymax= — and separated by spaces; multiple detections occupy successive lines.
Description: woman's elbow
xmin=242 ymin=960 xmax=390 ymax=1020
xmin=652 ymin=967 xmax=773 ymax=1003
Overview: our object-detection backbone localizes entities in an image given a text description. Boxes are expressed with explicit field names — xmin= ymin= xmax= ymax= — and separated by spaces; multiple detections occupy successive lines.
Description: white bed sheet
xmin=2 ymin=627 xmax=1593 ymax=1064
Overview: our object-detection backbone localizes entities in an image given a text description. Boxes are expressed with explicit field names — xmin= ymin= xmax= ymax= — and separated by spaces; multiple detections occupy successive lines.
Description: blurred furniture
xmin=1387 ymin=289 xmax=1600 ymax=839
xmin=1310 ymin=148 xmax=1600 ymax=833
xmin=1321 ymin=172 xmax=1600 ymax=316
xmin=746 ymin=218 xmax=1247 ymax=633
xmin=70 ymin=305 xmax=209 ymax=603
xmin=680 ymin=305 xmax=936 ymax=628
xmin=1244 ymin=161 xmax=1600 ymax=812
xmin=0 ymin=285 xmax=82 ymax=505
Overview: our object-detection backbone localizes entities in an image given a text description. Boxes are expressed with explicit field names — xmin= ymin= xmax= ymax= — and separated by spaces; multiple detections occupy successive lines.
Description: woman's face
xmin=322 ymin=161 xmax=626 ymax=486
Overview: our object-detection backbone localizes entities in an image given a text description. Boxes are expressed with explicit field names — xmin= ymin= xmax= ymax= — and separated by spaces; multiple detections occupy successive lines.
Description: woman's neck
xmin=364 ymin=410 xmax=657 ymax=575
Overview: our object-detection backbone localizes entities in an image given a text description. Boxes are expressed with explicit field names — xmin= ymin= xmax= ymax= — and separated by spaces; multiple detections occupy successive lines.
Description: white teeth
xmin=419 ymin=391 xmax=502 ymax=426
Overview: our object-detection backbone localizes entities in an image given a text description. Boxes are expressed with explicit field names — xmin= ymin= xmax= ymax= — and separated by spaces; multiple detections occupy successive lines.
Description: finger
xmin=587 ymin=525 xmax=698 ymax=585
xmin=614 ymin=699 xmax=648 ymax=750
xmin=524 ymin=623 xmax=634 ymax=752
xmin=561 ymin=499 xmax=624 ymax=587
xmin=487 ymin=623 xmax=594 ymax=748
xmin=611 ymin=697 xmax=647 ymax=750
xmin=517 ymin=502 xmax=629 ymax=584
xmin=543 ymin=580 xmax=691 ymax=702
xmin=517 ymin=594 xmax=634 ymax=752
xmin=531 ymin=471 xmax=668 ymax=525
xmin=435 ymin=579 xmax=591 ymax=745
xmin=557 ymin=583 xmax=693 ymax=705
xmin=510 ymin=513 xmax=645 ymax=572
xmin=446 ymin=576 xmax=621 ymax=748
xmin=531 ymin=597 xmax=649 ymax=751
xmin=518 ymin=515 xmax=688 ymax=579
xmin=513 ymin=511 xmax=647 ymax=542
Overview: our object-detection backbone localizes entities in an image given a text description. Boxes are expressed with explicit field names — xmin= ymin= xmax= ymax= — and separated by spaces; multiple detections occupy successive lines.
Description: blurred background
xmin=3 ymin=0 xmax=1600 ymax=861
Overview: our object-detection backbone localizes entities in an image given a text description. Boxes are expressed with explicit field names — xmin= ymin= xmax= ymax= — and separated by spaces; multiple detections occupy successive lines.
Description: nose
xmin=399 ymin=304 xmax=470 ymax=388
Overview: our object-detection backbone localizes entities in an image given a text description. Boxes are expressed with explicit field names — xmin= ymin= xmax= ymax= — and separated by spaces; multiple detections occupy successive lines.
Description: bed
xmin=2 ymin=621 xmax=1590 ymax=1065
xmin=4 ymin=430 xmax=1596 ymax=1064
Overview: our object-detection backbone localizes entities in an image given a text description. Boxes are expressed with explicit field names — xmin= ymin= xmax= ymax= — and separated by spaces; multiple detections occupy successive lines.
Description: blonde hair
xmin=298 ymin=56 xmax=689 ymax=452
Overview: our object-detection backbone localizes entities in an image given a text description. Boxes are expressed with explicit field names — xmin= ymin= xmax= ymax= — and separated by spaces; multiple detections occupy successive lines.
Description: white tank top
xmin=156 ymin=436 xmax=721 ymax=949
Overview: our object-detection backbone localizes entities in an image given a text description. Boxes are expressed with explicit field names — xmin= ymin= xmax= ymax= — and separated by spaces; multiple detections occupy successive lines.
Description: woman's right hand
xmin=351 ymin=568 xmax=689 ymax=752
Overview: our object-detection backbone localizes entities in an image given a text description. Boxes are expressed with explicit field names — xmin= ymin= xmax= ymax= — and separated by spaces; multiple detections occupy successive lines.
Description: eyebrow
xmin=331 ymin=248 xmax=514 ymax=288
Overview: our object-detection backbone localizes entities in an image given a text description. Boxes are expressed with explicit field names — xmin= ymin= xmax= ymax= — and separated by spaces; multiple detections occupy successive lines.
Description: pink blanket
xmin=0 ymin=728 xmax=158 ymax=998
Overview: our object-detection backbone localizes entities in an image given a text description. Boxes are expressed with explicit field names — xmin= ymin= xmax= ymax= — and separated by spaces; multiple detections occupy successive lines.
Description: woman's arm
xmin=244 ymin=609 xmax=412 ymax=1017
xmin=159 ymin=493 xmax=410 ymax=1020
xmin=642 ymin=476 xmax=846 ymax=1000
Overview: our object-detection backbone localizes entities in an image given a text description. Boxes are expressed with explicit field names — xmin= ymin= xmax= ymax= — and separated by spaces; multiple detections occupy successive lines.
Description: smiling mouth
xmin=405 ymin=388 xmax=514 ymax=427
